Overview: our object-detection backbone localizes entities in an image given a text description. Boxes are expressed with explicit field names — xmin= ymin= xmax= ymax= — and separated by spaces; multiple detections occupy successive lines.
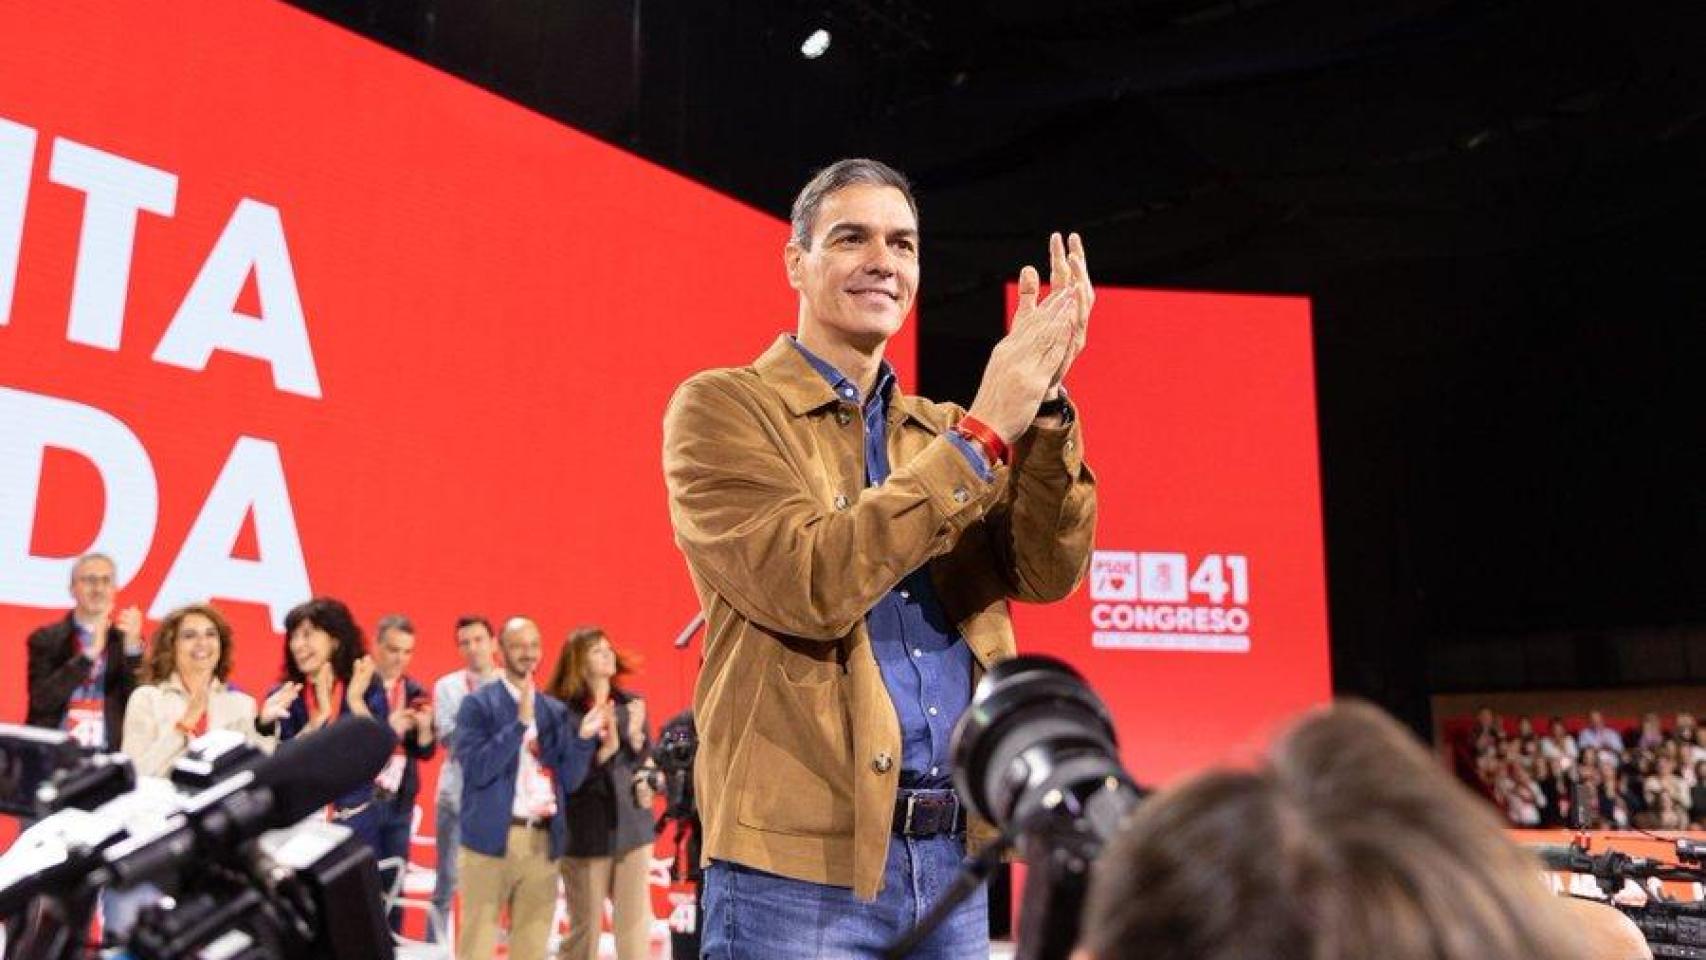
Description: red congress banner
xmin=1010 ymin=285 xmax=1331 ymax=785
xmin=0 ymin=0 xmax=913 ymax=854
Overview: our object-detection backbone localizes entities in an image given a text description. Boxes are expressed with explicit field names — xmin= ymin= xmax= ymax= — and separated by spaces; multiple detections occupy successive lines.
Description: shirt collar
xmin=752 ymin=333 xmax=946 ymax=435
xmin=787 ymin=336 xmax=896 ymax=412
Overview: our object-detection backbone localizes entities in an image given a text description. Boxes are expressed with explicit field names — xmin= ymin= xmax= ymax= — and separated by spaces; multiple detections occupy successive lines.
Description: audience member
xmin=369 ymin=613 xmax=437 ymax=930
xmin=1578 ymin=711 xmax=1626 ymax=754
xmin=429 ymin=614 xmax=500 ymax=943
xmin=1074 ymin=701 xmax=1590 ymax=960
xmin=546 ymin=627 xmax=655 ymax=960
xmin=1540 ymin=717 xmax=1579 ymax=768
xmin=260 ymin=597 xmax=393 ymax=850
xmin=26 ymin=553 xmax=145 ymax=749
xmin=121 ymin=603 xmax=282 ymax=777
xmin=107 ymin=603 xmax=276 ymax=940
xmin=455 ymin=616 xmax=603 ymax=960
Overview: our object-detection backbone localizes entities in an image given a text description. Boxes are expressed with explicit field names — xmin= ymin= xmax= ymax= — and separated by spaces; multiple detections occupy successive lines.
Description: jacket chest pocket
xmin=803 ymin=408 xmax=867 ymax=507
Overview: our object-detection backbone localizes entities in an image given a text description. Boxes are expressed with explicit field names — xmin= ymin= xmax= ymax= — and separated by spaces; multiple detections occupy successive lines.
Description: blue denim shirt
xmin=790 ymin=339 xmax=984 ymax=787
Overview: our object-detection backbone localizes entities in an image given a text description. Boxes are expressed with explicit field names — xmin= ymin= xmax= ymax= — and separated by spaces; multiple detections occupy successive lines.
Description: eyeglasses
xmin=74 ymin=574 xmax=115 ymax=587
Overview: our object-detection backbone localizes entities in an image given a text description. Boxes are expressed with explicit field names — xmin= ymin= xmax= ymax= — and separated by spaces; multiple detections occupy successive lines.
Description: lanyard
xmin=303 ymin=678 xmax=346 ymax=720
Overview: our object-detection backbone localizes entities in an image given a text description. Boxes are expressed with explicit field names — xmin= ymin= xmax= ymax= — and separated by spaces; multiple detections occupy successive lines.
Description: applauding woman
xmin=259 ymin=596 xmax=392 ymax=848
xmin=121 ymin=603 xmax=280 ymax=778
xmin=547 ymin=626 xmax=655 ymax=960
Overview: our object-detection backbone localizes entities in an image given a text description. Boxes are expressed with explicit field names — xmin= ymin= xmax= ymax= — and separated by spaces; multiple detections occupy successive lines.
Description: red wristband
xmin=955 ymin=415 xmax=1011 ymax=467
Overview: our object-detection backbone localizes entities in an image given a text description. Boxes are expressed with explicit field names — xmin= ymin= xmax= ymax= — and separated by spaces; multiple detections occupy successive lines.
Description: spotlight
xmin=801 ymin=28 xmax=831 ymax=59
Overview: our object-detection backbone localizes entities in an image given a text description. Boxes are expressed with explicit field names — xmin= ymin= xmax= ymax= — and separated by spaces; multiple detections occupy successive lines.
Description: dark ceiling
xmin=289 ymin=0 xmax=1706 ymax=727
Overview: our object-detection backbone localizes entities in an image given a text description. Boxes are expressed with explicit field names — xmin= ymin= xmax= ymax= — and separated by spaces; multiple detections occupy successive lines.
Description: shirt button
xmin=840 ymin=386 xmax=856 ymax=399
xmin=911 ymin=648 xmax=922 ymax=658
xmin=899 ymin=589 xmax=911 ymax=600
xmin=872 ymin=752 xmax=894 ymax=774
xmin=835 ymin=408 xmax=853 ymax=426
xmin=833 ymin=494 xmax=850 ymax=510
xmin=952 ymin=487 xmax=969 ymax=504
xmin=930 ymin=766 xmax=940 ymax=777
xmin=927 ymin=706 xmax=939 ymax=717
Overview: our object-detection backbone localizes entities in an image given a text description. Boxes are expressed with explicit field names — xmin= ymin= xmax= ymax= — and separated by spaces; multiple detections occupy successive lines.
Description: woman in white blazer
xmin=121 ymin=603 xmax=288 ymax=778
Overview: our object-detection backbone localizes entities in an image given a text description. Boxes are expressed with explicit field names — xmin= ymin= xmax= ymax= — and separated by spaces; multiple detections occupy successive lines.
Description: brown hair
xmin=1079 ymin=700 xmax=1589 ymax=960
xmin=140 ymin=604 xmax=235 ymax=685
xmin=545 ymin=626 xmax=637 ymax=709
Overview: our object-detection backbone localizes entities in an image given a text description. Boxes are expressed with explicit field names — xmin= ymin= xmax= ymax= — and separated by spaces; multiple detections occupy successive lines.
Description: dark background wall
xmin=288 ymin=0 xmax=1705 ymax=734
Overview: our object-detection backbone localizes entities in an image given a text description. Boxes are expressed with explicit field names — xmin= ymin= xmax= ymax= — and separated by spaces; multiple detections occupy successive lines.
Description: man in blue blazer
xmin=456 ymin=616 xmax=603 ymax=960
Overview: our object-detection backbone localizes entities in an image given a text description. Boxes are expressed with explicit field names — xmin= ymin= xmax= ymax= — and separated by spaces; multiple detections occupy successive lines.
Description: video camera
xmin=1535 ymin=841 xmax=1706 ymax=959
xmin=0 ymin=718 xmax=396 ymax=960
xmin=886 ymin=655 xmax=1146 ymax=960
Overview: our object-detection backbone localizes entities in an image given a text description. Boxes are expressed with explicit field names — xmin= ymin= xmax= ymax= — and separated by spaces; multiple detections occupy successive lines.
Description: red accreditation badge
xmin=66 ymin=698 xmax=105 ymax=748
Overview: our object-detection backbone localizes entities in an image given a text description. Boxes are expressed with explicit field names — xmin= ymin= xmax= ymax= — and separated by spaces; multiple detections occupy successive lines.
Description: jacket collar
xmin=162 ymin=674 xmax=226 ymax=696
xmin=753 ymin=334 xmax=946 ymax=435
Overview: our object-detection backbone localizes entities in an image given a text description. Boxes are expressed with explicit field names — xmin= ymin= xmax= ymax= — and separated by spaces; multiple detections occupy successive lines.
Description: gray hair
xmin=70 ymin=552 xmax=117 ymax=583
xmin=375 ymin=613 xmax=415 ymax=642
xmin=789 ymin=158 xmax=918 ymax=249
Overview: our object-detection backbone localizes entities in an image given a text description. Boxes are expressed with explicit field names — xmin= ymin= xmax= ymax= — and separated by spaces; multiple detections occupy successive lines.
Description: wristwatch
xmin=1036 ymin=391 xmax=1074 ymax=424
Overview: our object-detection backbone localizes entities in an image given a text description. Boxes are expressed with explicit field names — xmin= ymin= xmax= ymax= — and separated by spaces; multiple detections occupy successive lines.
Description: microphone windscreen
xmin=1527 ymin=843 xmax=1593 ymax=873
xmin=253 ymin=717 xmax=396 ymax=827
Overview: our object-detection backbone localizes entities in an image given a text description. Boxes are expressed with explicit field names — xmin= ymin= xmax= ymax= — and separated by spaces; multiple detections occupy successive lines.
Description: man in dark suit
xmin=26 ymin=553 xmax=145 ymax=750
xmin=455 ymin=616 xmax=603 ymax=960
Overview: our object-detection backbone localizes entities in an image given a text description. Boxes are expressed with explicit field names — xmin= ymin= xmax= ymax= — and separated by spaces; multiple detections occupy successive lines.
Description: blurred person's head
xmin=1476 ymin=706 xmax=1495 ymax=729
xmin=545 ymin=625 xmax=635 ymax=708
xmin=1074 ymin=701 xmax=1590 ymax=960
xmin=1550 ymin=716 xmax=1569 ymax=739
xmin=455 ymin=615 xmax=496 ymax=673
xmin=69 ymin=553 xmax=117 ymax=622
xmin=373 ymin=614 xmax=417 ymax=682
xmin=498 ymin=616 xmax=542 ymax=683
xmin=1589 ymin=710 xmax=1606 ymax=730
xmin=1582 ymin=747 xmax=1600 ymax=769
xmin=1517 ymin=716 xmax=1535 ymax=737
xmin=1643 ymin=711 xmax=1661 ymax=731
xmin=1658 ymin=755 xmax=1678 ymax=777
xmin=141 ymin=604 xmax=235 ymax=685
xmin=282 ymin=597 xmax=365 ymax=683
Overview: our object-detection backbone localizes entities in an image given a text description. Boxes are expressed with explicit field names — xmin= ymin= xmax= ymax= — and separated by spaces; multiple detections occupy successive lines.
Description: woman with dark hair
xmin=545 ymin=626 xmax=654 ymax=960
xmin=121 ymin=603 xmax=285 ymax=778
xmin=260 ymin=596 xmax=392 ymax=847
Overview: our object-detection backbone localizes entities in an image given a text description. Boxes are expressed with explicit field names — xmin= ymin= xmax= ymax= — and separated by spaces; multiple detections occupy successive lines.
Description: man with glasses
xmin=26 ymin=552 xmax=146 ymax=750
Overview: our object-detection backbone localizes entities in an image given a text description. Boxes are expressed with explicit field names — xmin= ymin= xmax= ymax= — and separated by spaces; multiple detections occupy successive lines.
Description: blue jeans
xmin=428 ymin=797 xmax=458 ymax=943
xmin=701 ymin=833 xmax=987 ymax=960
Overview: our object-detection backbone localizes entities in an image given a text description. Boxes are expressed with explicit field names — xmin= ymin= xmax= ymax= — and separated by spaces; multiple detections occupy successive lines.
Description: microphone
xmin=97 ymin=716 xmax=395 ymax=889
xmin=1530 ymin=843 xmax=1599 ymax=874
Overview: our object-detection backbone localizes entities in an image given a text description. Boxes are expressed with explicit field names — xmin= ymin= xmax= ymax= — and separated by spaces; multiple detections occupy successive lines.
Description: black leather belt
xmin=893 ymin=790 xmax=965 ymax=837
xmin=510 ymin=815 xmax=551 ymax=831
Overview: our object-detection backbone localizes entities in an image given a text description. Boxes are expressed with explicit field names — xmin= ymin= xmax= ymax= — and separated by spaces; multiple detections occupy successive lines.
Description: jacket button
xmin=952 ymin=487 xmax=970 ymax=504
xmin=872 ymin=752 xmax=894 ymax=774
xmin=834 ymin=494 xmax=850 ymax=510
xmin=835 ymin=408 xmax=854 ymax=426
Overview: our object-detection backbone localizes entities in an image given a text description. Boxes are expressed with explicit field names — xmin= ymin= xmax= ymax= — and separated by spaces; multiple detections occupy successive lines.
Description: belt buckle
xmin=903 ymin=795 xmax=919 ymax=835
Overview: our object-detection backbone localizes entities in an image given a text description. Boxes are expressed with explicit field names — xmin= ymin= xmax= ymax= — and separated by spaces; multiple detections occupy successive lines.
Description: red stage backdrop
xmin=0 ymin=0 xmax=913 ymax=862
xmin=1009 ymin=285 xmax=1332 ymax=785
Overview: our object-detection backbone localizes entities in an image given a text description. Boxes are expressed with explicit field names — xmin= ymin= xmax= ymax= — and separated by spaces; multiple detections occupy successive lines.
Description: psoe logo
xmin=1088 ymin=549 xmax=1252 ymax=654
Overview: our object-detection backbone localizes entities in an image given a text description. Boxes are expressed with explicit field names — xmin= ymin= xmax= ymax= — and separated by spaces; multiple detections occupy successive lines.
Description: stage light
xmin=801 ymin=28 xmax=831 ymax=59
